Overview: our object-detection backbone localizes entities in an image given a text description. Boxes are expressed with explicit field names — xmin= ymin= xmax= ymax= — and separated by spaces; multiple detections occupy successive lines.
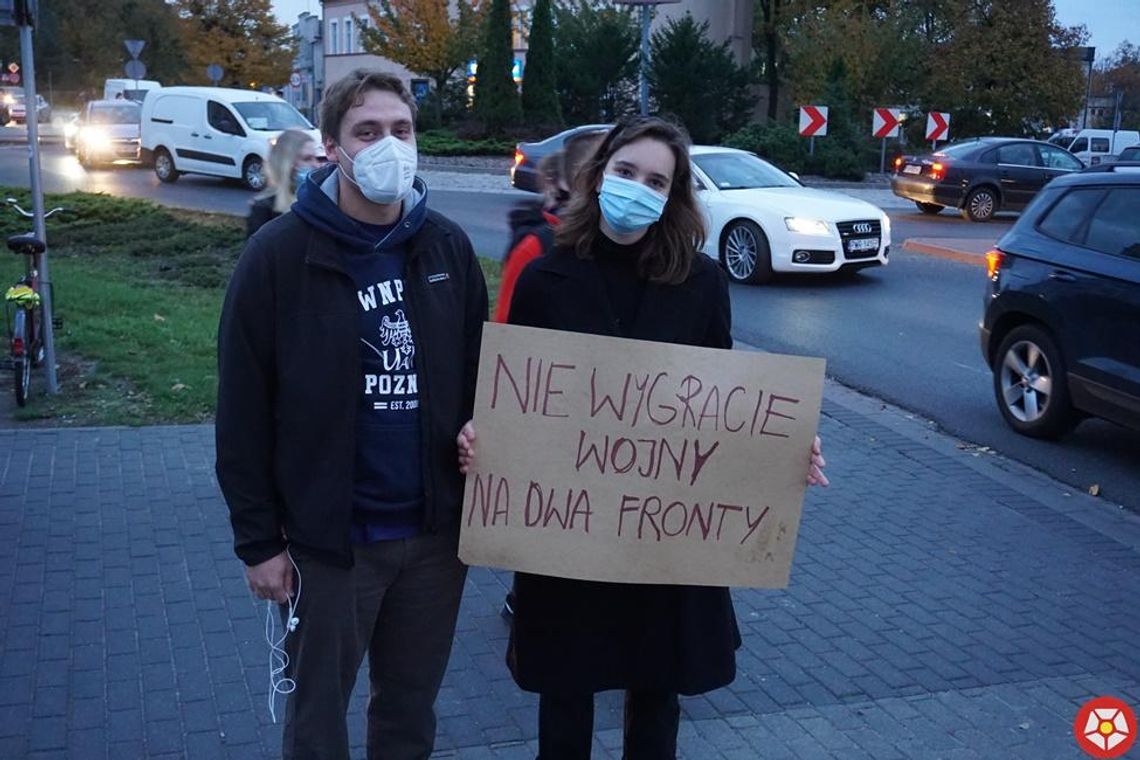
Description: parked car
xmin=691 ymin=146 xmax=890 ymax=284
xmin=891 ymin=137 xmax=1083 ymax=222
xmin=103 ymin=78 xmax=162 ymax=103
xmin=979 ymin=161 xmax=1140 ymax=438
xmin=1114 ymin=145 xmax=1140 ymax=163
xmin=510 ymin=124 xmax=610 ymax=191
xmin=140 ymin=86 xmax=322 ymax=190
xmin=6 ymin=92 xmax=51 ymax=125
xmin=73 ymin=100 xmax=142 ymax=167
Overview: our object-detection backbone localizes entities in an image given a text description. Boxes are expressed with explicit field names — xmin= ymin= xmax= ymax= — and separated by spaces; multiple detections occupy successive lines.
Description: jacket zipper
xmin=401 ymin=231 xmax=439 ymax=535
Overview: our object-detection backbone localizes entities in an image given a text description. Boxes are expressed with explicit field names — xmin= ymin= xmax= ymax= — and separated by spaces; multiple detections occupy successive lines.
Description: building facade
xmin=286 ymin=12 xmax=325 ymax=125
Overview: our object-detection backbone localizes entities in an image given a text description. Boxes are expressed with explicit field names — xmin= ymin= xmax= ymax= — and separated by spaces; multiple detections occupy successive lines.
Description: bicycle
xmin=4 ymin=198 xmax=65 ymax=406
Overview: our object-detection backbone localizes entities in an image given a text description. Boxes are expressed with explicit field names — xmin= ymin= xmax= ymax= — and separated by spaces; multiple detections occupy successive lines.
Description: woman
xmin=246 ymin=128 xmax=321 ymax=237
xmin=459 ymin=117 xmax=827 ymax=758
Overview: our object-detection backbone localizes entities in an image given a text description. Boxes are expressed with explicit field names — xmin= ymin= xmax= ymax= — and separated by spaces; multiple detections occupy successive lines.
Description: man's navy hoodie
xmin=292 ymin=166 xmax=428 ymax=542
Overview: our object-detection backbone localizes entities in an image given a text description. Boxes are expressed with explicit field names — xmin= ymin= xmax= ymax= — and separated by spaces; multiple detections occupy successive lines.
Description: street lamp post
xmin=616 ymin=0 xmax=680 ymax=117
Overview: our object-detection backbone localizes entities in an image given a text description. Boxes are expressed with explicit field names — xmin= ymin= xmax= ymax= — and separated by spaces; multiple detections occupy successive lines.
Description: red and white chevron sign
xmin=872 ymin=108 xmax=901 ymax=139
xmin=799 ymin=105 xmax=828 ymax=137
xmin=926 ymin=111 xmax=950 ymax=142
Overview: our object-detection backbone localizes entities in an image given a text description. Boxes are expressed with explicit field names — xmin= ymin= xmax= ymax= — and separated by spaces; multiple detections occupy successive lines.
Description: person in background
xmin=246 ymin=128 xmax=321 ymax=237
xmin=458 ymin=116 xmax=827 ymax=758
xmin=494 ymin=130 xmax=607 ymax=323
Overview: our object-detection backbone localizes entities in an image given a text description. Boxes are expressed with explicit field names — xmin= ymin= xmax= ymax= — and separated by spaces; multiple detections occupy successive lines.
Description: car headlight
xmin=784 ymin=217 xmax=831 ymax=236
xmin=882 ymin=214 xmax=892 ymax=238
xmin=80 ymin=126 xmax=112 ymax=152
xmin=2 ymin=94 xmax=13 ymax=105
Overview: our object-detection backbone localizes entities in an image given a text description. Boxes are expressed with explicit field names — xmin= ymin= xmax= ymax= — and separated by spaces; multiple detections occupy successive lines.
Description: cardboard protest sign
xmin=459 ymin=323 xmax=826 ymax=588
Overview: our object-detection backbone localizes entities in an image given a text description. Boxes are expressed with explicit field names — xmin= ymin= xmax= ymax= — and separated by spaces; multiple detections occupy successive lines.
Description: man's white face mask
xmin=339 ymin=135 xmax=418 ymax=205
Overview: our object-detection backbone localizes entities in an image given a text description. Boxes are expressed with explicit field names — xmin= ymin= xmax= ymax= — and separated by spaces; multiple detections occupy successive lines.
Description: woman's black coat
xmin=505 ymin=243 xmax=742 ymax=696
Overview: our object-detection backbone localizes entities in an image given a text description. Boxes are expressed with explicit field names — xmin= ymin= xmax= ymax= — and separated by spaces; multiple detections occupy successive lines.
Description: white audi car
xmin=690 ymin=146 xmax=891 ymax=284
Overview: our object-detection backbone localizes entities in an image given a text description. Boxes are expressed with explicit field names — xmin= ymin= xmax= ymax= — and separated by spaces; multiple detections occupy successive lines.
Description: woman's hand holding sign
xmin=458 ymin=420 xmax=477 ymax=474
xmin=807 ymin=435 xmax=828 ymax=487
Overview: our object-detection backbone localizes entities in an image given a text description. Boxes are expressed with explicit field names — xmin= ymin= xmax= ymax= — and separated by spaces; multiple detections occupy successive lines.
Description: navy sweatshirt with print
xmin=292 ymin=166 xmax=429 ymax=542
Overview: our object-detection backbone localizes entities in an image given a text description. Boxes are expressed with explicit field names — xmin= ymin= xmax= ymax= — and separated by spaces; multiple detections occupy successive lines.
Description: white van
xmin=140 ymin=86 xmax=323 ymax=190
xmin=103 ymin=78 xmax=162 ymax=103
xmin=1047 ymin=128 xmax=1140 ymax=166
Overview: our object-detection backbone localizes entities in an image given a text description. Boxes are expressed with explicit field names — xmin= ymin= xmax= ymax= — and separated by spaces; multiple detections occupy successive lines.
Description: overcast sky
xmin=270 ymin=0 xmax=1139 ymax=61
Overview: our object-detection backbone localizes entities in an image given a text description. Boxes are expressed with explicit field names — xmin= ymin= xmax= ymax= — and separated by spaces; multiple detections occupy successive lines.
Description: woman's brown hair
xmin=554 ymin=116 xmax=706 ymax=285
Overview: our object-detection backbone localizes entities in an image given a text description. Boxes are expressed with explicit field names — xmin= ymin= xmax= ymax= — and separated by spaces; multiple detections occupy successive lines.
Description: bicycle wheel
xmin=12 ymin=308 xmax=30 ymax=406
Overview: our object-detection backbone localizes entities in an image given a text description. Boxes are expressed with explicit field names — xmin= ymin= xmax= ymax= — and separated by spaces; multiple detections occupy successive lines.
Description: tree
xmin=1093 ymin=41 xmax=1140 ymax=130
xmin=475 ymin=0 xmax=521 ymax=132
xmin=553 ymin=0 xmax=638 ymax=123
xmin=926 ymin=0 xmax=1086 ymax=136
xmin=174 ymin=0 xmax=294 ymax=89
xmin=360 ymin=0 xmax=483 ymax=126
xmin=520 ymin=0 xmax=560 ymax=128
xmin=647 ymin=15 xmax=752 ymax=143
xmin=0 ymin=0 xmax=185 ymax=97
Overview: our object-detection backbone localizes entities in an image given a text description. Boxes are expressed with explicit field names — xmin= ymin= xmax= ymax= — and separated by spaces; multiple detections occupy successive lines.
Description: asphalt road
xmin=2 ymin=144 xmax=1137 ymax=509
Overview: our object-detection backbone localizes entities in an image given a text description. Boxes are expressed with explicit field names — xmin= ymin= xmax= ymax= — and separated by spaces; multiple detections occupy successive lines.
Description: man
xmin=216 ymin=69 xmax=487 ymax=759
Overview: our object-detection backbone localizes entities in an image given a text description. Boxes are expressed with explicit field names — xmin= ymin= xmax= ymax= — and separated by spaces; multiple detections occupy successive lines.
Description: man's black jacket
xmin=215 ymin=207 xmax=487 ymax=568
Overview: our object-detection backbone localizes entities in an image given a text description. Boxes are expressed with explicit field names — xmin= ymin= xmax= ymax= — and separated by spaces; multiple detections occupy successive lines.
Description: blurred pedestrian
xmin=246 ymin=128 xmax=320 ymax=237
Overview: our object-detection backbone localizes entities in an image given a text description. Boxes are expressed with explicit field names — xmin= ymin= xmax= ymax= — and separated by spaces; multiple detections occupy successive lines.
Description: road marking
xmin=953 ymin=361 xmax=987 ymax=375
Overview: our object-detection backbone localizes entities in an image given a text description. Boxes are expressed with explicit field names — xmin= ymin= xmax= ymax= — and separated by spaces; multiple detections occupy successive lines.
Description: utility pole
xmin=2 ymin=0 xmax=59 ymax=394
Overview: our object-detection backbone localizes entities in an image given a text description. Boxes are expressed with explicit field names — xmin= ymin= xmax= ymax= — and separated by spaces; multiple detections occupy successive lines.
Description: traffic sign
xmin=124 ymin=39 xmax=145 ymax=59
xmin=289 ymin=71 xmax=301 ymax=88
xmin=926 ymin=111 xmax=950 ymax=142
xmin=872 ymin=108 xmax=902 ymax=139
xmin=206 ymin=63 xmax=224 ymax=84
xmin=799 ymin=105 xmax=828 ymax=137
xmin=8 ymin=72 xmax=18 ymax=84
xmin=7 ymin=62 xmax=17 ymax=73
xmin=124 ymin=59 xmax=146 ymax=80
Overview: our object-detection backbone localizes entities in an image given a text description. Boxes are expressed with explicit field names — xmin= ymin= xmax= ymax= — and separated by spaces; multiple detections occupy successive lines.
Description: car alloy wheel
xmin=963 ymin=187 xmax=997 ymax=222
xmin=721 ymin=220 xmax=772 ymax=284
xmin=154 ymin=148 xmax=178 ymax=183
xmin=244 ymin=157 xmax=266 ymax=191
xmin=993 ymin=325 xmax=1077 ymax=438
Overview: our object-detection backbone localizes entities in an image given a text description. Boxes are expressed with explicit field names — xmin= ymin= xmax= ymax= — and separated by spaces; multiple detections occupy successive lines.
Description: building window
xmin=329 ymin=20 xmax=338 ymax=54
xmin=344 ymin=18 xmax=353 ymax=54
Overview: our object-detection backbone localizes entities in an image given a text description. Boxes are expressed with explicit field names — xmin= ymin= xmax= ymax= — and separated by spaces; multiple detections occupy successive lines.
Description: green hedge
xmin=417 ymin=129 xmax=516 ymax=157
xmin=723 ymin=123 xmax=870 ymax=181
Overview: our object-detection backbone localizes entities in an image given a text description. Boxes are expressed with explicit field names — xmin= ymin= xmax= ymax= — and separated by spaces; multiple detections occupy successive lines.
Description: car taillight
xmin=893 ymin=156 xmax=904 ymax=172
xmin=985 ymin=249 xmax=1004 ymax=280
xmin=929 ymin=161 xmax=946 ymax=181
xmin=513 ymin=150 xmax=525 ymax=167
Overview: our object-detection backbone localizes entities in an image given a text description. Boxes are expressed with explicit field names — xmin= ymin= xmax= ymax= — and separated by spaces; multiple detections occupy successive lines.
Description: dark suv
xmin=979 ymin=163 xmax=1140 ymax=438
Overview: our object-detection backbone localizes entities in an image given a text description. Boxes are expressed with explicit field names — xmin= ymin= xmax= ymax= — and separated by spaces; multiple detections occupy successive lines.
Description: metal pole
xmin=809 ymin=136 xmax=814 ymax=156
xmin=1082 ymin=58 xmax=1094 ymax=129
xmin=19 ymin=22 xmax=59 ymax=394
xmin=880 ymin=138 xmax=886 ymax=174
xmin=639 ymin=5 xmax=650 ymax=116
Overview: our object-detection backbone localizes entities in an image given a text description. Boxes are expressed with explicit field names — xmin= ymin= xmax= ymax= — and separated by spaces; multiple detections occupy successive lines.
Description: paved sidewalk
xmin=1 ymin=378 xmax=1138 ymax=759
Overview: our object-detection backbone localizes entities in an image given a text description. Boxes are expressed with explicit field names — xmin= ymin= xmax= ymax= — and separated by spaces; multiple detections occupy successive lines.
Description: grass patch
xmin=0 ymin=188 xmax=502 ymax=427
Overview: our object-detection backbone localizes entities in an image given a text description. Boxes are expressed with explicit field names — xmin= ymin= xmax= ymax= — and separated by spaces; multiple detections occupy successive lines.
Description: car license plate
xmin=848 ymin=237 xmax=879 ymax=252
xmin=903 ymin=164 xmax=921 ymax=175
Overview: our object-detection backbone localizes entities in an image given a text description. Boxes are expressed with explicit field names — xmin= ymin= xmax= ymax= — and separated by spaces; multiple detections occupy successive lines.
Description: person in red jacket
xmin=495 ymin=130 xmax=607 ymax=323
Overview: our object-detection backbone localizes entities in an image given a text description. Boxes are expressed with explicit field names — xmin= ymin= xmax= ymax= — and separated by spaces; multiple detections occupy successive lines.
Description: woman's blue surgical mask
xmin=294 ymin=166 xmax=316 ymax=186
xmin=598 ymin=174 xmax=668 ymax=235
